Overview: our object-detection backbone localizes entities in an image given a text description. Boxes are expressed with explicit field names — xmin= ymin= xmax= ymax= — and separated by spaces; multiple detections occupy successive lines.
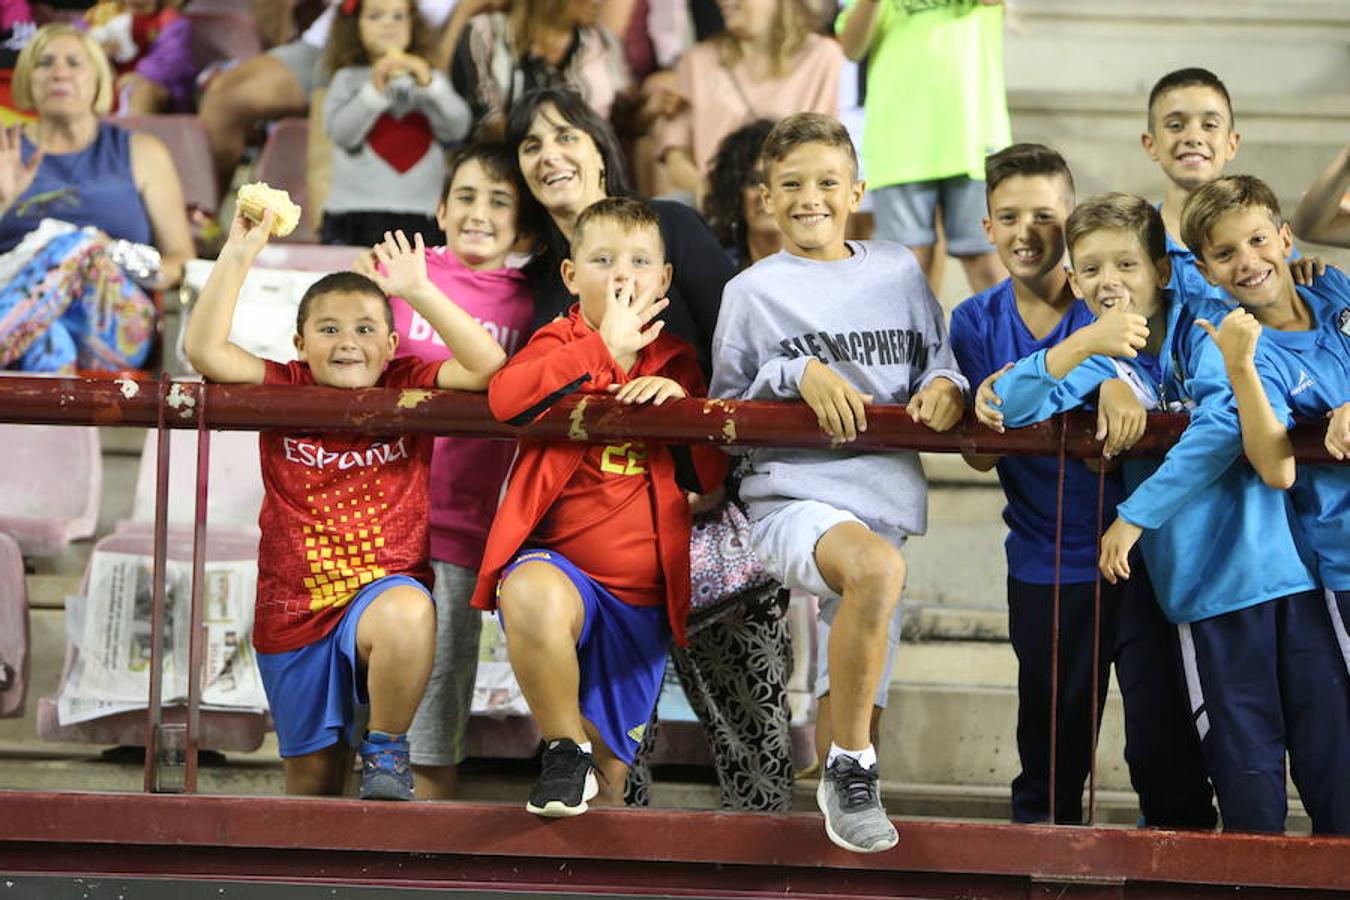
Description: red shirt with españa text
xmin=253 ymin=357 xmax=440 ymax=654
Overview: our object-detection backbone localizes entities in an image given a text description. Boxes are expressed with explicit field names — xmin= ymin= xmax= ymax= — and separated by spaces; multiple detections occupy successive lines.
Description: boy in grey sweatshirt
xmin=710 ymin=113 xmax=967 ymax=855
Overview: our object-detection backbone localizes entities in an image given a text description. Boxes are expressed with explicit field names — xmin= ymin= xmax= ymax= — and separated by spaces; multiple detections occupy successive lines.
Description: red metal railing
xmin=0 ymin=375 xmax=1346 ymax=896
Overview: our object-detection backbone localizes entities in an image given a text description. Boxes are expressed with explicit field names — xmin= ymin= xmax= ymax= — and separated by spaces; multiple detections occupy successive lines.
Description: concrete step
xmin=1005 ymin=1 xmax=1350 ymax=96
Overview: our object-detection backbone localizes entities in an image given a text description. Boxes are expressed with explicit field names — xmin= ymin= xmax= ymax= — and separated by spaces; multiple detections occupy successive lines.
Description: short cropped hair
xmin=1065 ymin=192 xmax=1167 ymax=262
xmin=761 ymin=113 xmax=858 ymax=180
xmin=13 ymin=24 xmax=115 ymax=116
xmin=1180 ymin=175 xmax=1283 ymax=257
xmin=569 ymin=197 xmax=665 ymax=259
xmin=296 ymin=271 xmax=393 ymax=333
xmin=439 ymin=141 xmax=540 ymax=239
xmin=984 ymin=143 xmax=1075 ymax=201
xmin=1147 ymin=67 xmax=1234 ymax=131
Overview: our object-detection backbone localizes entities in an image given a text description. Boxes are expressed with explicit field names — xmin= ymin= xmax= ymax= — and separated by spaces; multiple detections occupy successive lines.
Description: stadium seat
xmin=0 ymin=424 xmax=102 ymax=558
xmin=187 ymin=10 xmax=264 ymax=72
xmin=36 ymin=429 xmax=268 ymax=752
xmin=116 ymin=115 xmax=221 ymax=215
xmin=255 ymin=118 xmax=317 ymax=243
xmin=0 ymin=531 xmax=30 ymax=719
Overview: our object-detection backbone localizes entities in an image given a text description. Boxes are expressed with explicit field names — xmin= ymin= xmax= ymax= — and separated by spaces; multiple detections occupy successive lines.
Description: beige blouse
xmin=659 ymin=33 xmax=843 ymax=174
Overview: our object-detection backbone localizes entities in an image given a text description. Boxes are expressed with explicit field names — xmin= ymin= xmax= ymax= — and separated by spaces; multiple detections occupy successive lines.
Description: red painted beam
xmin=0 ymin=792 xmax=1346 ymax=893
xmin=0 ymin=376 xmax=1340 ymax=461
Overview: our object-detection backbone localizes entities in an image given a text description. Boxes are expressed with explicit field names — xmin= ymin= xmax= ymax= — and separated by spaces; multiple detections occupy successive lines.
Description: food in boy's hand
xmin=236 ymin=182 xmax=302 ymax=237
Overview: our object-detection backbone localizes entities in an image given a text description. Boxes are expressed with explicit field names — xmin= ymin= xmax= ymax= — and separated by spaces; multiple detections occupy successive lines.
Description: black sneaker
xmin=527 ymin=738 xmax=599 ymax=817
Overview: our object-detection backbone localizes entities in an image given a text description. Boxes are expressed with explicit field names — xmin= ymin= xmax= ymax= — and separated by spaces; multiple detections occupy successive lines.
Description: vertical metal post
xmin=142 ymin=377 xmax=173 ymax=793
xmin=1048 ymin=418 xmax=1067 ymax=824
xmin=1087 ymin=463 xmax=1107 ymax=825
xmin=185 ymin=383 xmax=210 ymax=793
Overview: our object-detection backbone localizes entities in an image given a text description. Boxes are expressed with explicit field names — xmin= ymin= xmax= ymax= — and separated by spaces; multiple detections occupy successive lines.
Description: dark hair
xmin=705 ymin=119 xmax=776 ymax=264
xmin=323 ymin=0 xmax=432 ymax=73
xmin=569 ymin=196 xmax=666 ymax=258
xmin=1065 ymin=192 xmax=1167 ymax=263
xmin=1147 ymin=67 xmax=1234 ymax=131
xmin=440 ymin=141 xmax=541 ymax=240
xmin=761 ymin=112 xmax=857 ymax=180
xmin=296 ymin=271 xmax=393 ymax=333
xmin=984 ymin=143 xmax=1074 ymax=203
xmin=505 ymin=86 xmax=633 ymax=268
xmin=1181 ymin=174 xmax=1283 ymax=257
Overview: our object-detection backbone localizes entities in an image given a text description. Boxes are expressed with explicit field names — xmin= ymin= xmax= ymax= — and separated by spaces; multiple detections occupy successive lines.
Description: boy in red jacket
xmin=472 ymin=197 xmax=727 ymax=817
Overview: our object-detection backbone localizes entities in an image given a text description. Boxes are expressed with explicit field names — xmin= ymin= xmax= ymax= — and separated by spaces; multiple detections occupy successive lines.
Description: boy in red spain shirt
xmin=471 ymin=197 xmax=727 ymax=817
xmin=185 ymin=212 xmax=507 ymax=801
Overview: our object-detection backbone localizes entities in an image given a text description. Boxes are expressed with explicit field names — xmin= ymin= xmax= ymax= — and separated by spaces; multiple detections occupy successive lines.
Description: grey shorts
xmin=267 ymin=39 xmax=328 ymax=99
xmin=871 ymin=176 xmax=995 ymax=256
xmin=407 ymin=559 xmax=483 ymax=767
xmin=749 ymin=500 xmax=904 ymax=708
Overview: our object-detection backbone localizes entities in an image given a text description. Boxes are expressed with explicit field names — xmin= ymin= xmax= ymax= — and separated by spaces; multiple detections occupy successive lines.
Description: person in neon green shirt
xmin=839 ymin=0 xmax=1010 ymax=293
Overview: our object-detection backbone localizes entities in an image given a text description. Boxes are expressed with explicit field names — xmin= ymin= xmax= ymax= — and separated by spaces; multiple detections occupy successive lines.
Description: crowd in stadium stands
xmin=1 ymin=0 xmax=1349 ymax=854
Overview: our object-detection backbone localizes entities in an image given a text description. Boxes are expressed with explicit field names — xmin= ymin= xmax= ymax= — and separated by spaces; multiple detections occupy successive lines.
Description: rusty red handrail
xmin=0 ymin=375 xmax=1341 ymax=461
xmin=1 ymin=374 xmax=1347 ymax=895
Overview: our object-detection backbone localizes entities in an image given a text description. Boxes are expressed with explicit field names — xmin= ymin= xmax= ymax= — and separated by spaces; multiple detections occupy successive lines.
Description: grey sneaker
xmin=816 ymin=756 xmax=899 ymax=853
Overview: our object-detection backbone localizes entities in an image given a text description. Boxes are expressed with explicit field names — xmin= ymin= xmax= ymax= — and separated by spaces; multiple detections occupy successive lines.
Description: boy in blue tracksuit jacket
xmin=1180 ymin=175 xmax=1349 ymax=835
xmin=996 ymin=191 xmax=1339 ymax=835
xmin=950 ymin=148 xmax=1214 ymax=827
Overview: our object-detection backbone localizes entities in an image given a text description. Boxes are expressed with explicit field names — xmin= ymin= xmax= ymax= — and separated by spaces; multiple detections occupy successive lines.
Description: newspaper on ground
xmin=57 ymin=551 xmax=268 ymax=725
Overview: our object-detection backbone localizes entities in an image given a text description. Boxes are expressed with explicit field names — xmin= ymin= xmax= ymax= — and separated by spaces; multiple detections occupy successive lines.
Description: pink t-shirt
xmin=390 ymin=247 xmax=535 ymax=569
xmin=659 ymin=34 xmax=843 ymax=174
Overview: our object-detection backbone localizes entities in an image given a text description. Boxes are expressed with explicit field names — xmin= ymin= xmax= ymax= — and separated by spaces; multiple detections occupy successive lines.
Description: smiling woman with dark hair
xmin=506 ymin=85 xmax=732 ymax=376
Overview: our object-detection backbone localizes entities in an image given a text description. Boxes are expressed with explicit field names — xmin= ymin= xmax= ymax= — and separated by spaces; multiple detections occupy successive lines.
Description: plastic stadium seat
xmin=0 ymin=532 xmax=30 ymax=719
xmin=0 ymin=423 xmax=101 ymax=558
xmin=116 ymin=115 xmax=221 ymax=214
xmin=187 ymin=10 xmax=263 ymax=72
xmin=36 ymin=429 xmax=268 ymax=752
xmin=255 ymin=118 xmax=317 ymax=243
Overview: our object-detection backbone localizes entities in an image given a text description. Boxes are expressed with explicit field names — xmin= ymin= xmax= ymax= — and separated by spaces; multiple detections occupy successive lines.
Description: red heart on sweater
xmin=366 ymin=112 xmax=433 ymax=174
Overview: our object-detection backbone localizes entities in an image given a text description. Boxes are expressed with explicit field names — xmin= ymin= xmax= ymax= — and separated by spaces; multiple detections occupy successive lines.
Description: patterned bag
xmin=688 ymin=498 xmax=776 ymax=630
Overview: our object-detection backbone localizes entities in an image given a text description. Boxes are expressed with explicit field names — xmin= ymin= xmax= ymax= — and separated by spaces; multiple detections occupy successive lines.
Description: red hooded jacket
xmin=470 ymin=307 xmax=728 ymax=643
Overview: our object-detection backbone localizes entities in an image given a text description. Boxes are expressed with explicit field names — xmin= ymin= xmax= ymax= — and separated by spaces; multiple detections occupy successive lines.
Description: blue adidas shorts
xmin=499 ymin=549 xmax=670 ymax=765
xmin=256 ymin=574 xmax=431 ymax=758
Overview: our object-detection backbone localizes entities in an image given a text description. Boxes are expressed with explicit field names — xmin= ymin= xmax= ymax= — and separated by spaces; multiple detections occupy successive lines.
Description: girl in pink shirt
xmin=360 ymin=141 xmax=536 ymax=799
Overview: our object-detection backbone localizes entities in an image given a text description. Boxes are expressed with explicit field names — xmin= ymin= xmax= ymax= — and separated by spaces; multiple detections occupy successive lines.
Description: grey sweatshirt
xmin=323 ymin=66 xmax=472 ymax=216
xmin=709 ymin=241 xmax=968 ymax=537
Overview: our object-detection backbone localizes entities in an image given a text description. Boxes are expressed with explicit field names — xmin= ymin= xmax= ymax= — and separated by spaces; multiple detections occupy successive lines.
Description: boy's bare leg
xmin=412 ymin=764 xmax=459 ymax=800
xmin=958 ymin=251 xmax=1009 ymax=295
xmin=582 ymin=720 xmax=630 ymax=806
xmin=814 ymin=523 xmax=905 ymax=751
xmin=282 ymin=742 xmax=351 ymax=795
xmin=497 ymin=562 xmax=588 ymax=743
xmin=355 ymin=585 xmax=437 ymax=734
xmin=198 ymin=54 xmax=307 ymax=184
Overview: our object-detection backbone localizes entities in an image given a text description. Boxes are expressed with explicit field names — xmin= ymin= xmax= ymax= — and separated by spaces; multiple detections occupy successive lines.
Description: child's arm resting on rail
xmin=183 ymin=211 xmax=273 ymax=385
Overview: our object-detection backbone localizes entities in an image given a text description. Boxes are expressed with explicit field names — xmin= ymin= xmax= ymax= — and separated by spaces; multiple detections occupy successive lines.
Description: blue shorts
xmin=257 ymin=574 xmax=431 ymax=758
xmin=499 ymin=549 xmax=670 ymax=765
